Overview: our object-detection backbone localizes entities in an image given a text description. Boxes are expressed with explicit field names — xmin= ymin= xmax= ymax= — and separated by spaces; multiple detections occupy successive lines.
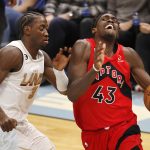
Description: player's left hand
xmin=52 ymin=47 xmax=72 ymax=70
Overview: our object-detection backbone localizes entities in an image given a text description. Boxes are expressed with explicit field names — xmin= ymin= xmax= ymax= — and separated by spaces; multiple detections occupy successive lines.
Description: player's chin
xmin=43 ymin=40 xmax=49 ymax=45
xmin=41 ymin=41 xmax=49 ymax=47
xmin=103 ymin=33 xmax=116 ymax=41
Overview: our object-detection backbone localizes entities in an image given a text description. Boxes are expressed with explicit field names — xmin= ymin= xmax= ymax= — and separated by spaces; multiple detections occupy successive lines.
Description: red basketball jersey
xmin=73 ymin=38 xmax=136 ymax=131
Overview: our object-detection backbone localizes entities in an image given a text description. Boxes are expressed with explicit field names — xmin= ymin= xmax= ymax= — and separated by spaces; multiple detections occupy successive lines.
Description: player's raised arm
xmin=67 ymin=39 xmax=106 ymax=102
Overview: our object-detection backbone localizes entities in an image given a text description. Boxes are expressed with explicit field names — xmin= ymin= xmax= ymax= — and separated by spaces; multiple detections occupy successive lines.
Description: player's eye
xmin=39 ymin=27 xmax=44 ymax=31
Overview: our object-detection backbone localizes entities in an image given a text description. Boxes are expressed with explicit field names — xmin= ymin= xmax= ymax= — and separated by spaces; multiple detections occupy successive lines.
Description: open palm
xmin=52 ymin=47 xmax=72 ymax=70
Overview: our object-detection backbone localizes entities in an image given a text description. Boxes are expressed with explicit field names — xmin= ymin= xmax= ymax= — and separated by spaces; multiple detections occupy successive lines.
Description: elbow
xmin=59 ymin=90 xmax=67 ymax=95
xmin=67 ymin=90 xmax=77 ymax=102
xmin=67 ymin=83 xmax=80 ymax=102
xmin=67 ymin=94 xmax=76 ymax=102
xmin=144 ymin=85 xmax=150 ymax=111
xmin=144 ymin=98 xmax=150 ymax=111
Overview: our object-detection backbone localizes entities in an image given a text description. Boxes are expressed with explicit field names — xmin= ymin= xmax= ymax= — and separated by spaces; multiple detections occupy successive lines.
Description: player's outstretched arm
xmin=43 ymin=47 xmax=71 ymax=94
xmin=124 ymin=47 xmax=150 ymax=111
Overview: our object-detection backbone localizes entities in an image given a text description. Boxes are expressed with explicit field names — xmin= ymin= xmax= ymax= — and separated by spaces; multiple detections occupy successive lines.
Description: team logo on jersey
xmin=118 ymin=55 xmax=124 ymax=62
xmin=20 ymin=72 xmax=43 ymax=99
xmin=24 ymin=54 xmax=28 ymax=60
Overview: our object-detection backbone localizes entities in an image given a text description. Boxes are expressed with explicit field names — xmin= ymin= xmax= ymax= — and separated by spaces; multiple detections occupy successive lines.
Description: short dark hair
xmin=17 ymin=11 xmax=44 ymax=39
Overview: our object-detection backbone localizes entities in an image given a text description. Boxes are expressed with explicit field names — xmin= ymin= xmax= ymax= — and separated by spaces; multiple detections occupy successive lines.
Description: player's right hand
xmin=0 ymin=116 xmax=17 ymax=132
xmin=94 ymin=41 xmax=106 ymax=71
xmin=52 ymin=47 xmax=72 ymax=71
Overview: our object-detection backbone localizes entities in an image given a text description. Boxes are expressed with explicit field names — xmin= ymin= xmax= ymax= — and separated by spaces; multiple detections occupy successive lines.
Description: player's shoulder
xmin=122 ymin=46 xmax=135 ymax=54
xmin=122 ymin=46 xmax=142 ymax=68
xmin=122 ymin=46 xmax=138 ymax=59
xmin=40 ymin=50 xmax=51 ymax=61
xmin=0 ymin=44 xmax=22 ymax=60
xmin=0 ymin=44 xmax=23 ymax=70
xmin=74 ymin=39 xmax=90 ymax=48
xmin=73 ymin=39 xmax=91 ymax=56
xmin=40 ymin=50 xmax=52 ymax=67
xmin=40 ymin=50 xmax=47 ymax=57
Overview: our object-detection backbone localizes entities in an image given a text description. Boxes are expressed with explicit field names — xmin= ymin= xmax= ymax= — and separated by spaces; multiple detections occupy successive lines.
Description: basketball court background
xmin=29 ymin=85 xmax=150 ymax=133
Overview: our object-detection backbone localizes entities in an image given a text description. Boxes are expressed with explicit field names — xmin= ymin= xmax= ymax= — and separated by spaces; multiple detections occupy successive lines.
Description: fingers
xmin=95 ymin=41 xmax=106 ymax=52
xmin=58 ymin=46 xmax=72 ymax=57
xmin=59 ymin=47 xmax=68 ymax=54
xmin=68 ymin=54 xmax=71 ymax=60
xmin=1 ymin=118 xmax=17 ymax=132
xmin=95 ymin=42 xmax=105 ymax=60
xmin=59 ymin=47 xmax=72 ymax=53
xmin=94 ymin=41 xmax=106 ymax=71
xmin=59 ymin=48 xmax=63 ymax=54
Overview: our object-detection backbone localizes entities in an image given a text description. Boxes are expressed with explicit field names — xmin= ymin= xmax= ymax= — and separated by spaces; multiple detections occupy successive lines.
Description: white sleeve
xmin=53 ymin=68 xmax=68 ymax=92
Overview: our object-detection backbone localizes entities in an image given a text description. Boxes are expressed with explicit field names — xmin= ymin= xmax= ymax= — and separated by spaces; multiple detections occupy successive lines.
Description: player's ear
xmin=23 ymin=26 xmax=31 ymax=36
xmin=92 ymin=27 xmax=97 ymax=34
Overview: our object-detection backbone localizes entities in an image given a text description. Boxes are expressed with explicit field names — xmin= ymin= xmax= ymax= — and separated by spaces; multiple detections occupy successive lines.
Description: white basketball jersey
xmin=0 ymin=40 xmax=44 ymax=121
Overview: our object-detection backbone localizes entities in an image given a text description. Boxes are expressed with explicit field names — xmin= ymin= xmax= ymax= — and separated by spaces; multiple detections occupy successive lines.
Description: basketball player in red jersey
xmin=67 ymin=13 xmax=150 ymax=150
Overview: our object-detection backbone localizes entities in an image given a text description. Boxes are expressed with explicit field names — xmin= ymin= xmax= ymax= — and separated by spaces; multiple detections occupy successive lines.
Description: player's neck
xmin=94 ymin=37 xmax=116 ymax=56
xmin=21 ymin=39 xmax=39 ymax=59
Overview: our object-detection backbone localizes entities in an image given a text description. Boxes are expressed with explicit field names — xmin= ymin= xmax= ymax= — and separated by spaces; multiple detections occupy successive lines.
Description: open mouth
xmin=105 ymin=24 xmax=114 ymax=30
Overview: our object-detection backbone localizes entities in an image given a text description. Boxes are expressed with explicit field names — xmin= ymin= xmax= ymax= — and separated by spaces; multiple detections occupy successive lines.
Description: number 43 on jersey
xmin=92 ymin=85 xmax=117 ymax=104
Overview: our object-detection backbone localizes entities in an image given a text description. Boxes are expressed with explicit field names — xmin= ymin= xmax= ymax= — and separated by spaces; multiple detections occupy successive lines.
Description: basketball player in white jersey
xmin=0 ymin=12 xmax=70 ymax=150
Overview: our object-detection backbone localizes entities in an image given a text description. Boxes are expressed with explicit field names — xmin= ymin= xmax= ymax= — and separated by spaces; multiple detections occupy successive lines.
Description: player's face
xmin=95 ymin=13 xmax=119 ymax=41
xmin=30 ymin=16 xmax=49 ymax=48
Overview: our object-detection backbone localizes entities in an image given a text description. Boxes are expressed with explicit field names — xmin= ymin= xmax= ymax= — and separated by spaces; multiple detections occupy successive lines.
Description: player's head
xmin=92 ymin=13 xmax=120 ymax=41
xmin=18 ymin=11 xmax=49 ymax=48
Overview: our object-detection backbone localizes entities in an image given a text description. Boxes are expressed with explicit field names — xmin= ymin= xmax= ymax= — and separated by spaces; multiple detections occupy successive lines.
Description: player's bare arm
xmin=67 ymin=40 xmax=105 ymax=102
xmin=0 ymin=46 xmax=23 ymax=83
xmin=123 ymin=47 xmax=150 ymax=111
xmin=43 ymin=50 xmax=56 ymax=86
xmin=0 ymin=46 xmax=20 ymax=131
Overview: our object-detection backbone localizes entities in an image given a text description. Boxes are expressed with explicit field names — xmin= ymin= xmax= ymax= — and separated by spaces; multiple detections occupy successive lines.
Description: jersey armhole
xmin=11 ymin=47 xmax=24 ymax=74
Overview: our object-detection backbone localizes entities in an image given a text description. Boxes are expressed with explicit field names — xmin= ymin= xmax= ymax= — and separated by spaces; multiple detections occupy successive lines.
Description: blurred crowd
xmin=0 ymin=0 xmax=150 ymax=89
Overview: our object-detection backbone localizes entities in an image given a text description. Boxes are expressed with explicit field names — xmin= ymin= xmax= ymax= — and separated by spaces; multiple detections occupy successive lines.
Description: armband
xmin=53 ymin=68 xmax=68 ymax=92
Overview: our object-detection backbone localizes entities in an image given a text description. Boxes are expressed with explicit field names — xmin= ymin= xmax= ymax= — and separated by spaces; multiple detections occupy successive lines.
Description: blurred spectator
xmin=136 ymin=33 xmax=150 ymax=74
xmin=2 ymin=0 xmax=46 ymax=46
xmin=44 ymin=0 xmax=107 ymax=59
xmin=5 ymin=0 xmax=46 ymax=13
xmin=43 ymin=0 xmax=78 ymax=59
xmin=0 ymin=0 xmax=7 ymax=46
xmin=12 ymin=0 xmax=46 ymax=13
xmin=107 ymin=0 xmax=150 ymax=88
xmin=78 ymin=0 xmax=107 ymax=38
